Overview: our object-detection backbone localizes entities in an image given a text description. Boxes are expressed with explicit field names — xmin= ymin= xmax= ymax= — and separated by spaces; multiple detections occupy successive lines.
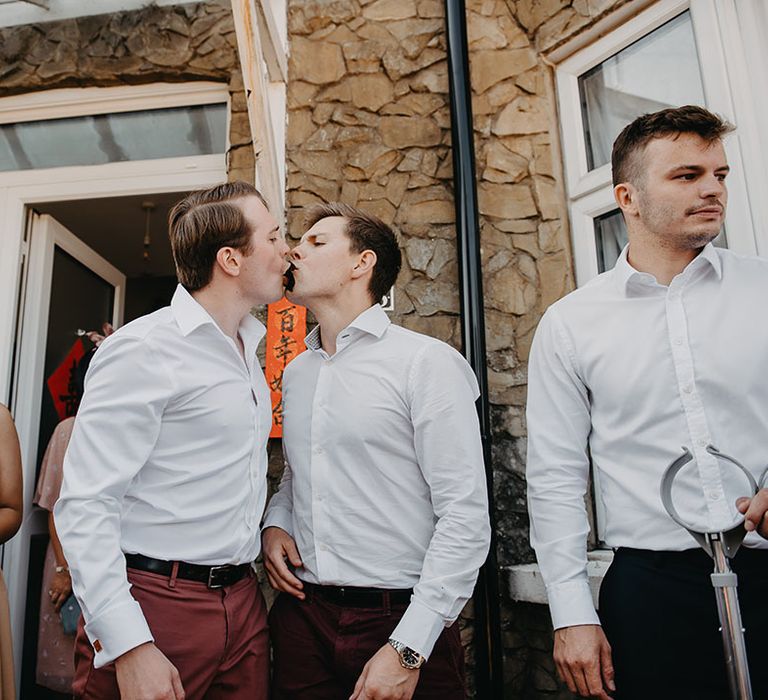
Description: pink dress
xmin=33 ymin=417 xmax=75 ymax=693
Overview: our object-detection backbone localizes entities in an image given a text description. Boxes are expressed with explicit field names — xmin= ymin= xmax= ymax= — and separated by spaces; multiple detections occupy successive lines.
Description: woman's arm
xmin=0 ymin=405 xmax=23 ymax=544
xmin=48 ymin=511 xmax=72 ymax=612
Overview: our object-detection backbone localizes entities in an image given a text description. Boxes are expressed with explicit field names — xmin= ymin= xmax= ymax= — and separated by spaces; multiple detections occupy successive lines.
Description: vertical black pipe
xmin=444 ymin=1 xmax=504 ymax=697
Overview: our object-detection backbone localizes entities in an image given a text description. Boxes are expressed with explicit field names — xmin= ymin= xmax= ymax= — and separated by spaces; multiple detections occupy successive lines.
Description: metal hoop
xmin=660 ymin=445 xmax=758 ymax=559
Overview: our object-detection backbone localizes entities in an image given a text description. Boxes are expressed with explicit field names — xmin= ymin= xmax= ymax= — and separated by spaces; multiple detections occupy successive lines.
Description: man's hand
xmin=553 ymin=624 xmax=614 ymax=699
xmin=350 ymin=644 xmax=420 ymax=700
xmin=48 ymin=570 xmax=72 ymax=613
xmin=737 ymin=489 xmax=768 ymax=538
xmin=262 ymin=526 xmax=305 ymax=599
xmin=114 ymin=643 xmax=185 ymax=700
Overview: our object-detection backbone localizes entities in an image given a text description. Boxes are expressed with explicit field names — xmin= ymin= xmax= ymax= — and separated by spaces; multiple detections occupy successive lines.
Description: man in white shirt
xmin=527 ymin=105 xmax=768 ymax=699
xmin=261 ymin=203 xmax=490 ymax=700
xmin=55 ymin=181 xmax=290 ymax=700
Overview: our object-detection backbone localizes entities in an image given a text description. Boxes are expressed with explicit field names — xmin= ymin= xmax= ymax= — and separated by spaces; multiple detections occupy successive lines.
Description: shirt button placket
xmin=310 ymin=361 xmax=330 ymax=576
xmin=666 ymin=284 xmax=728 ymax=526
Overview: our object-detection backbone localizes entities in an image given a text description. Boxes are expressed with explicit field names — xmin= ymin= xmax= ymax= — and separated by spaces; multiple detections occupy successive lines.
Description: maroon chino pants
xmin=73 ymin=567 xmax=269 ymax=700
xmin=269 ymin=587 xmax=465 ymax=700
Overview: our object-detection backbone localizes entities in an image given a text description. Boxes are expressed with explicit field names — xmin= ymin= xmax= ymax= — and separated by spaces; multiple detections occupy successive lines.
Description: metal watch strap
xmin=388 ymin=638 xmax=425 ymax=670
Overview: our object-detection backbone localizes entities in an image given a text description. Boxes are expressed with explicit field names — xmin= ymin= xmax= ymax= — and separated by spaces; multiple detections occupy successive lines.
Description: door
xmin=4 ymin=212 xmax=125 ymax=694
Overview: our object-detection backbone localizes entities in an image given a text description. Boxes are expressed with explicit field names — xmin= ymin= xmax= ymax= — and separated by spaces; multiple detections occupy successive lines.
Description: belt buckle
xmin=207 ymin=564 xmax=229 ymax=589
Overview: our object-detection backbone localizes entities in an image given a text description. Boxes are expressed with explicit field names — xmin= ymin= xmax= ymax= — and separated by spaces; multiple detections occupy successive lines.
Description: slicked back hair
xmin=304 ymin=203 xmax=401 ymax=304
xmin=611 ymin=105 xmax=734 ymax=187
xmin=168 ymin=181 xmax=269 ymax=291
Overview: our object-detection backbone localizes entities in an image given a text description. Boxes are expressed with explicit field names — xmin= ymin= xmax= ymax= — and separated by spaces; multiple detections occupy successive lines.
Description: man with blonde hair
xmin=57 ymin=181 xmax=289 ymax=700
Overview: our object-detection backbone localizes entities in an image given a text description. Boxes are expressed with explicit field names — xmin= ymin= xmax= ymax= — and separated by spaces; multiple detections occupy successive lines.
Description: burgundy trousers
xmin=269 ymin=588 xmax=466 ymax=700
xmin=72 ymin=567 xmax=269 ymax=700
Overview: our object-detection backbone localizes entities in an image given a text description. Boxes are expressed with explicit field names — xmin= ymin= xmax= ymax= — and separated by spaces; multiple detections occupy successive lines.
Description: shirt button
xmin=682 ymin=385 xmax=692 ymax=394
xmin=674 ymin=338 xmax=683 ymax=346
xmin=708 ymin=491 xmax=719 ymax=501
xmin=314 ymin=446 xmax=324 ymax=454
xmin=698 ymin=438 xmax=707 ymax=447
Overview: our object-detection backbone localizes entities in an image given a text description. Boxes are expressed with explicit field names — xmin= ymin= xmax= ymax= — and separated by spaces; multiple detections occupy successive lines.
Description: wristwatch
xmin=388 ymin=638 xmax=425 ymax=670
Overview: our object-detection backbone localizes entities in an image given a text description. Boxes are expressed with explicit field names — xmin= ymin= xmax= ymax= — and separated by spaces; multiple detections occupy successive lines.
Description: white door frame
xmin=0 ymin=153 xmax=228 ymax=402
xmin=0 ymin=153 xmax=226 ymax=693
xmin=6 ymin=212 xmax=126 ymax=691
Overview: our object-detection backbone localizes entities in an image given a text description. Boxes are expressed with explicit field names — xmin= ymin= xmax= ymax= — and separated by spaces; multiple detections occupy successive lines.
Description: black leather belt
xmin=304 ymin=581 xmax=412 ymax=608
xmin=125 ymin=553 xmax=251 ymax=589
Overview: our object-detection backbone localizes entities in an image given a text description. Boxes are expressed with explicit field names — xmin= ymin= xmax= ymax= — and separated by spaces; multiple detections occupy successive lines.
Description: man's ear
xmin=215 ymin=246 xmax=242 ymax=279
xmin=614 ymin=182 xmax=640 ymax=218
xmin=351 ymin=250 xmax=377 ymax=280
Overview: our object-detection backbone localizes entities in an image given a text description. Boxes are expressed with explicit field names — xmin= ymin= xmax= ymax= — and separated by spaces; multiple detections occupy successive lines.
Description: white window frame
xmin=0 ymin=80 xmax=230 ymax=401
xmin=0 ymin=81 xmax=230 ymax=125
xmin=556 ymin=0 xmax=766 ymax=287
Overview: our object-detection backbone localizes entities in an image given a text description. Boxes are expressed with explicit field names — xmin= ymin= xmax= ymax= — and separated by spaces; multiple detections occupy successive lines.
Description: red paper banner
xmin=266 ymin=298 xmax=307 ymax=438
xmin=47 ymin=338 xmax=86 ymax=421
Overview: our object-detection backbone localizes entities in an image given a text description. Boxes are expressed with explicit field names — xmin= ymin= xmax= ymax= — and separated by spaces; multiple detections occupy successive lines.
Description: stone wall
xmin=0 ymin=0 xmax=256 ymax=185
xmin=285 ymin=1 xmax=626 ymax=698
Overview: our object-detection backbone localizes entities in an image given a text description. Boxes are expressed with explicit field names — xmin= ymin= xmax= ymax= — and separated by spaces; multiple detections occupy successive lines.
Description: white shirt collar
xmin=613 ymin=243 xmax=723 ymax=295
xmin=305 ymin=304 xmax=390 ymax=353
xmin=170 ymin=284 xmax=265 ymax=347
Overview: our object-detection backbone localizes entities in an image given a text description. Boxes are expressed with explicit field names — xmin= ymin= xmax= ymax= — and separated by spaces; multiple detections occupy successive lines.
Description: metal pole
xmin=710 ymin=536 xmax=753 ymax=699
xmin=444 ymin=1 xmax=504 ymax=697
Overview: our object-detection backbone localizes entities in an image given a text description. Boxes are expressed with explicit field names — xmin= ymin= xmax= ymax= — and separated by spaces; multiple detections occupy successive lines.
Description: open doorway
xmin=15 ymin=191 xmax=186 ymax=699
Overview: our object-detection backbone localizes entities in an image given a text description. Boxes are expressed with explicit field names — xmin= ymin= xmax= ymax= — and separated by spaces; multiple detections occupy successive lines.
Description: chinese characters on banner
xmin=47 ymin=338 xmax=86 ymax=421
xmin=266 ymin=298 xmax=307 ymax=437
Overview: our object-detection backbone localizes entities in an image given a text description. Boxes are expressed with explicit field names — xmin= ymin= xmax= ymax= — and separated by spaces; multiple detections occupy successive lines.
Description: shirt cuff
xmin=262 ymin=507 xmax=294 ymax=538
xmin=83 ymin=597 xmax=154 ymax=668
xmin=390 ymin=597 xmax=446 ymax=661
xmin=547 ymin=580 xmax=600 ymax=630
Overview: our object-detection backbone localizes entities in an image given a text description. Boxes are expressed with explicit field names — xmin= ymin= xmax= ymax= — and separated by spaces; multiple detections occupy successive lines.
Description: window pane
xmin=594 ymin=210 xmax=628 ymax=273
xmin=0 ymin=103 xmax=227 ymax=172
xmin=579 ymin=12 xmax=705 ymax=170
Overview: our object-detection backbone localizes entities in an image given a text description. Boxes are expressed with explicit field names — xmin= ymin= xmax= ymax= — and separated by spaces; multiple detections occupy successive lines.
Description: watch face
xmin=389 ymin=639 xmax=424 ymax=669
xmin=402 ymin=648 xmax=424 ymax=669
xmin=403 ymin=649 xmax=419 ymax=666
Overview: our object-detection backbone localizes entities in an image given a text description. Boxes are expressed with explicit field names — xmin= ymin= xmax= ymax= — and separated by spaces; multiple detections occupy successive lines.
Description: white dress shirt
xmin=55 ymin=285 xmax=271 ymax=667
xmin=263 ymin=304 xmax=490 ymax=659
xmin=526 ymin=244 xmax=768 ymax=631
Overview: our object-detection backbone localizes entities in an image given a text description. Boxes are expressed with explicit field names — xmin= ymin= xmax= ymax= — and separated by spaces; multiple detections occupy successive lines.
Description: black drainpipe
xmin=444 ymin=1 xmax=504 ymax=697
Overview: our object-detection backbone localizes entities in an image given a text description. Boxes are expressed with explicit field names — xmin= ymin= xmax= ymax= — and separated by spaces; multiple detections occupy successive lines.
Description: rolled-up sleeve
xmin=526 ymin=307 xmax=599 ymax=630
xmin=54 ymin=333 xmax=173 ymax=667
xmin=390 ymin=343 xmax=491 ymax=659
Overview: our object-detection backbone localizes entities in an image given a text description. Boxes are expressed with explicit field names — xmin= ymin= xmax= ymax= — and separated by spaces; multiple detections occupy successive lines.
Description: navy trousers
xmin=599 ymin=546 xmax=768 ymax=699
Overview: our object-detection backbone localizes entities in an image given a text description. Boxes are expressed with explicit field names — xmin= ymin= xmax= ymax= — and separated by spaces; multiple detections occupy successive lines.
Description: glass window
xmin=594 ymin=210 xmax=628 ymax=273
xmin=579 ymin=12 xmax=705 ymax=170
xmin=0 ymin=103 xmax=227 ymax=171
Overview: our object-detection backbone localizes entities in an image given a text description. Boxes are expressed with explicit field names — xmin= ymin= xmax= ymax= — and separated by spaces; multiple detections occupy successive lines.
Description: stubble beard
xmin=641 ymin=200 xmax=722 ymax=252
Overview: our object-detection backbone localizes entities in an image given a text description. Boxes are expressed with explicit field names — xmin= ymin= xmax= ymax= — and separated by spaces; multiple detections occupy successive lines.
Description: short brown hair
xmin=611 ymin=105 xmax=734 ymax=187
xmin=304 ymin=203 xmax=401 ymax=303
xmin=168 ymin=181 xmax=268 ymax=291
